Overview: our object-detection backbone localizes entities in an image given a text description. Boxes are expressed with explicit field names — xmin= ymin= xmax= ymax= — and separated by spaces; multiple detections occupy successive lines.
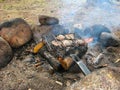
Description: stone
xmin=32 ymin=24 xmax=68 ymax=43
xmin=0 ymin=18 xmax=32 ymax=48
xmin=66 ymin=67 xmax=120 ymax=90
xmin=32 ymin=25 xmax=53 ymax=43
xmin=0 ymin=37 xmax=13 ymax=68
xmin=100 ymin=32 xmax=120 ymax=47
xmin=39 ymin=15 xmax=59 ymax=25
xmin=84 ymin=24 xmax=111 ymax=41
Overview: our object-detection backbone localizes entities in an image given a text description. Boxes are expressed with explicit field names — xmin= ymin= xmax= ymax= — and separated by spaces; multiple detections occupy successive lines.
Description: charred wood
xmin=41 ymin=51 xmax=63 ymax=71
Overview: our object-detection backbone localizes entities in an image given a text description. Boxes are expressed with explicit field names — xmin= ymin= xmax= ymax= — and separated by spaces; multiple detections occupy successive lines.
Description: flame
xmin=84 ymin=37 xmax=93 ymax=43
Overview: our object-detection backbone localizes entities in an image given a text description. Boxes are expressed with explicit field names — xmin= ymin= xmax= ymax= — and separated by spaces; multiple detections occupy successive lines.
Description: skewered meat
xmin=51 ymin=40 xmax=62 ymax=47
xmin=65 ymin=33 xmax=74 ymax=40
xmin=56 ymin=34 xmax=65 ymax=41
xmin=62 ymin=40 xmax=73 ymax=47
xmin=75 ymin=39 xmax=85 ymax=45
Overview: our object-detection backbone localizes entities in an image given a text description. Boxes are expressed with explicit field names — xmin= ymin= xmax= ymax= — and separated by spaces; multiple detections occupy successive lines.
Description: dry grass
xmin=0 ymin=0 xmax=61 ymax=24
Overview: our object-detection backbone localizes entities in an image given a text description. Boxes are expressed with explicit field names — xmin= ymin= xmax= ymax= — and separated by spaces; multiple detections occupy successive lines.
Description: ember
xmin=84 ymin=37 xmax=93 ymax=44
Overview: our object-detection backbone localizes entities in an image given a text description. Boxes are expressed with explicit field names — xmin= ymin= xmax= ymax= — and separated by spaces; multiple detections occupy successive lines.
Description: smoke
xmin=59 ymin=0 xmax=120 ymax=29
xmin=58 ymin=0 xmax=120 ymax=46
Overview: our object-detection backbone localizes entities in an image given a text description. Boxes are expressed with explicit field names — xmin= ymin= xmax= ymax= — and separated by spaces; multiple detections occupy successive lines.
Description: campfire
xmin=40 ymin=33 xmax=89 ymax=74
xmin=0 ymin=0 xmax=120 ymax=90
xmin=32 ymin=16 xmax=120 ymax=75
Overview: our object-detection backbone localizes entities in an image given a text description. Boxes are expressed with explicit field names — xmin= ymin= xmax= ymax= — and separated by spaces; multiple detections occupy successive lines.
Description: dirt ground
xmin=0 ymin=0 xmax=83 ymax=90
xmin=0 ymin=0 xmax=120 ymax=90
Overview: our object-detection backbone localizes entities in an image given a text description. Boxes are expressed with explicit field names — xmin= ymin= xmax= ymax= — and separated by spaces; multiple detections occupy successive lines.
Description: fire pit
xmin=31 ymin=15 xmax=120 ymax=76
xmin=35 ymin=31 xmax=92 ymax=74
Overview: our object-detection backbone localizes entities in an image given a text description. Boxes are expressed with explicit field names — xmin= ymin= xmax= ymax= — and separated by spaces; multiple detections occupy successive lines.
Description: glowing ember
xmin=84 ymin=37 xmax=93 ymax=43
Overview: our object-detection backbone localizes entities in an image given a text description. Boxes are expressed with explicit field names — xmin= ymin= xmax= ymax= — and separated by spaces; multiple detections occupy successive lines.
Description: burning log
xmin=42 ymin=51 xmax=62 ymax=71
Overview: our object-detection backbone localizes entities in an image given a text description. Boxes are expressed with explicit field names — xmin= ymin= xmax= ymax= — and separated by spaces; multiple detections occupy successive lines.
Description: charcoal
xmin=100 ymin=32 xmax=120 ymax=47
xmin=39 ymin=15 xmax=59 ymax=25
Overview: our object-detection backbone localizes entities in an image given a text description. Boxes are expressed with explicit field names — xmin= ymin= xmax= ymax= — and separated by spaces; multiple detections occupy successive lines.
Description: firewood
xmin=58 ymin=57 xmax=73 ymax=70
xmin=43 ymin=51 xmax=62 ymax=71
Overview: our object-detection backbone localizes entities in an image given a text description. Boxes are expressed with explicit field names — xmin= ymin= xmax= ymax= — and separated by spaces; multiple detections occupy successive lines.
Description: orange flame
xmin=84 ymin=37 xmax=93 ymax=43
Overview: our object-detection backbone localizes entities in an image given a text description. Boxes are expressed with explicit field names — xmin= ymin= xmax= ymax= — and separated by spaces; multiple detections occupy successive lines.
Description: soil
xmin=0 ymin=0 xmax=120 ymax=90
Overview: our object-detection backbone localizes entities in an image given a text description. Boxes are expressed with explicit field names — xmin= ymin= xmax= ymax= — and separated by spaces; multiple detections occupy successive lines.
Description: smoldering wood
xmin=42 ymin=51 xmax=63 ymax=71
